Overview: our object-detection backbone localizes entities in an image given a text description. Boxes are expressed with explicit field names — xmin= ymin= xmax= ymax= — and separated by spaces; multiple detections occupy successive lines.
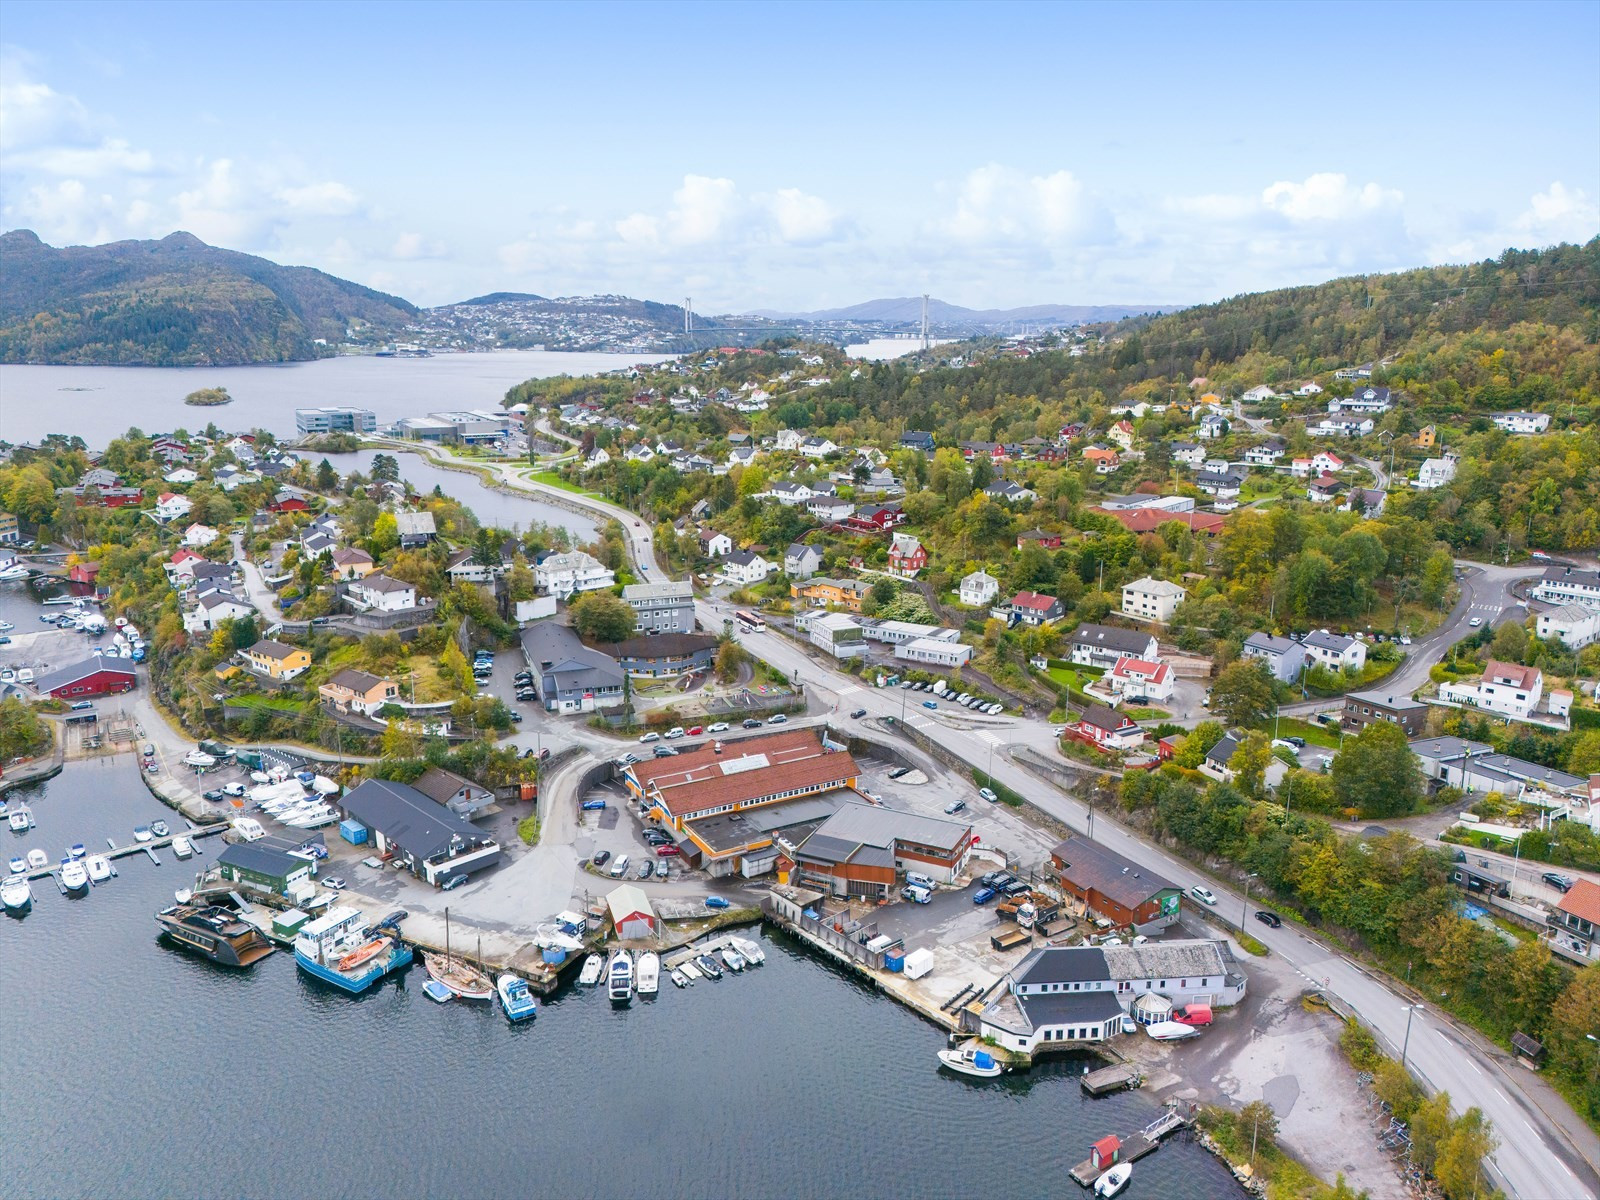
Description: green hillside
xmin=0 ymin=230 xmax=418 ymax=366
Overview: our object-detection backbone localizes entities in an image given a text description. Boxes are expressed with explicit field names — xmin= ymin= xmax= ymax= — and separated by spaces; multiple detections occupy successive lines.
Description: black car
xmin=979 ymin=871 xmax=1006 ymax=888
xmin=1255 ymin=910 xmax=1283 ymax=928
xmin=742 ymin=718 xmax=762 ymax=728
xmin=1002 ymin=880 xmax=1033 ymax=898
xmin=1542 ymin=871 xmax=1574 ymax=892
xmin=850 ymin=708 xmax=867 ymax=719
xmin=889 ymin=766 xmax=912 ymax=779
xmin=592 ymin=850 xmax=610 ymax=866
xmin=1285 ymin=736 xmax=1307 ymax=749
xmin=202 ymin=789 xmax=225 ymax=801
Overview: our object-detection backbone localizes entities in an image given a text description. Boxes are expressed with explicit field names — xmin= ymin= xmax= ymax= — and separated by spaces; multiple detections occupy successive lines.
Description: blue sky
xmin=3 ymin=0 xmax=1597 ymax=311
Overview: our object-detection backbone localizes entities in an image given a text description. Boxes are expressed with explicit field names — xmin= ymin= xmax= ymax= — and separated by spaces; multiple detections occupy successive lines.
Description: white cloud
xmin=0 ymin=74 xmax=92 ymax=152
xmin=939 ymin=164 xmax=1114 ymax=244
xmin=1261 ymin=172 xmax=1403 ymax=222
xmin=276 ymin=180 xmax=361 ymax=216
xmin=768 ymin=187 xmax=837 ymax=243
xmin=12 ymin=138 xmax=154 ymax=177
xmin=391 ymin=231 xmax=448 ymax=260
xmin=1513 ymin=182 xmax=1599 ymax=244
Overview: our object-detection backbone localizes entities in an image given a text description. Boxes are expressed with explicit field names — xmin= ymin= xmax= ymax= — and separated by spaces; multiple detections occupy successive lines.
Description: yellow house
xmin=331 ymin=546 xmax=376 ymax=580
xmin=319 ymin=668 xmax=400 ymax=715
xmin=791 ymin=577 xmax=871 ymax=612
xmin=240 ymin=639 xmax=312 ymax=681
xmin=1416 ymin=424 xmax=1437 ymax=450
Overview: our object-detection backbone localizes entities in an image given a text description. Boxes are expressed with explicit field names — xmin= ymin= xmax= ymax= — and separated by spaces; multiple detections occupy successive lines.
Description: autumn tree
xmin=1210 ymin=658 xmax=1277 ymax=728
xmin=1330 ymin=720 xmax=1422 ymax=817
xmin=1434 ymin=1108 xmax=1495 ymax=1200
xmin=1230 ymin=732 xmax=1273 ymax=798
xmin=569 ymin=590 xmax=635 ymax=643
xmin=715 ymin=639 xmax=749 ymax=683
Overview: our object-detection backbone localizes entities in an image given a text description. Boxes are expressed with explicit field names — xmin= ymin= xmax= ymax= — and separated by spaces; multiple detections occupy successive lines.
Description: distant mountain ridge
xmin=0 ymin=230 xmax=417 ymax=366
xmin=747 ymin=296 xmax=1170 ymax=327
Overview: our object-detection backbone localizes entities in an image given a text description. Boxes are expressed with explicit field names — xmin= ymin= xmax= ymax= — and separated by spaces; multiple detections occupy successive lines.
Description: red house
xmin=1017 ymin=528 xmax=1062 ymax=551
xmin=268 ymin=491 xmax=308 ymax=513
xmin=62 ymin=485 xmax=143 ymax=508
xmin=33 ymin=658 xmax=136 ymax=699
xmin=887 ymin=533 xmax=927 ymax=577
xmin=1067 ymin=704 xmax=1145 ymax=752
xmin=840 ymin=503 xmax=906 ymax=534
xmin=68 ymin=562 xmax=100 ymax=585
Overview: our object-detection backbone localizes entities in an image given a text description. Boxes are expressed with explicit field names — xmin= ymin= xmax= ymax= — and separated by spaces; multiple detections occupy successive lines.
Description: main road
xmin=438 ymin=444 xmax=1593 ymax=1199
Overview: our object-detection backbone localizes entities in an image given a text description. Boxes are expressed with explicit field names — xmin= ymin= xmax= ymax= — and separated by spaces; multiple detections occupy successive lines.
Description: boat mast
xmin=445 ymin=906 xmax=451 ymax=964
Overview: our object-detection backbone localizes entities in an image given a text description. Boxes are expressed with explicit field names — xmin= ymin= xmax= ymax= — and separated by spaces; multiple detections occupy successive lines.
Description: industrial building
xmin=338 ymin=779 xmax=501 ymax=886
xmin=788 ymin=801 xmax=975 ymax=898
xmin=294 ymin=407 xmax=377 ymax=435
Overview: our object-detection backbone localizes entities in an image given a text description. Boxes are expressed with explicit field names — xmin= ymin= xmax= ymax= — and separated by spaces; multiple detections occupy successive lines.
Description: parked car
xmin=1255 ymin=910 xmax=1283 ymax=928
xmin=1469 ymin=617 xmax=1482 ymax=627
xmin=580 ymin=799 xmax=607 ymax=811
xmin=707 ymin=722 xmax=730 ymax=733
xmin=704 ymin=896 xmax=730 ymax=910
xmin=978 ymin=787 xmax=998 ymax=803
xmin=592 ymin=850 xmax=610 ymax=867
xmin=664 ymin=726 xmax=685 ymax=739
xmin=637 ymin=860 xmax=653 ymax=879
xmin=69 ymin=701 xmax=94 ymax=711
xmin=686 ymin=726 xmax=703 ymax=737
xmin=202 ymin=789 xmax=225 ymax=802
xmin=609 ymin=855 xmax=630 ymax=878
xmin=956 ymin=693 xmax=971 ymax=704
xmin=980 ymin=871 xmax=1008 ymax=888
xmin=850 ymin=708 xmax=867 ymax=719
xmin=922 ymin=700 xmax=938 ymax=710
xmin=944 ymin=799 xmax=967 ymax=814
xmin=1285 ymin=736 xmax=1306 ymax=748
xmin=1399 ymin=635 xmax=1412 ymax=646
xmin=900 ymin=680 xmax=915 ymax=689
xmin=652 ymin=746 xmax=679 ymax=757
xmin=639 ymin=731 xmax=661 ymax=743
xmin=1002 ymin=880 xmax=1032 ymax=898
xmin=323 ymin=877 xmax=347 ymax=891
xmin=769 ymin=713 xmax=788 ymax=724
xmin=655 ymin=860 xmax=669 ymax=879
xmin=1189 ymin=885 xmax=1218 ymax=906
xmin=655 ymin=844 xmax=679 ymax=856
xmin=222 ymin=783 xmax=247 ymax=797
xmin=1542 ymin=871 xmax=1574 ymax=892
xmin=972 ymin=887 xmax=997 ymax=904
xmin=440 ymin=874 xmax=469 ymax=891
xmin=1271 ymin=739 xmax=1299 ymax=752
xmin=742 ymin=718 xmax=763 ymax=728
xmin=889 ymin=766 xmax=912 ymax=779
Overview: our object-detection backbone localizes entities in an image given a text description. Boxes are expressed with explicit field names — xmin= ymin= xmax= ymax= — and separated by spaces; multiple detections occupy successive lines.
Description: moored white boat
xmin=26 ymin=848 xmax=48 ymax=871
xmin=1 ymin=874 xmax=33 ymax=912
xmin=133 ymin=825 xmax=152 ymax=842
xmin=670 ymin=967 xmax=690 ymax=988
xmin=936 ymin=1045 xmax=1004 ymax=1078
xmin=68 ymin=843 xmax=87 ymax=860
xmin=721 ymin=946 xmax=746 ymax=972
xmin=86 ymin=855 xmax=111 ymax=883
xmin=9 ymin=806 xmax=34 ymax=832
xmin=578 ymin=954 xmax=604 ymax=986
xmin=636 ymin=951 xmax=660 ymax=997
xmin=171 ymin=836 xmax=193 ymax=859
xmin=731 ymin=935 xmax=764 ymax=965
xmin=60 ymin=859 xmax=89 ymax=891
xmin=8 ymin=854 xmax=25 ymax=875
xmin=607 ymin=949 xmax=634 ymax=1003
xmin=496 ymin=973 xmax=538 ymax=1021
xmin=1094 ymin=1162 xmax=1132 ymax=1197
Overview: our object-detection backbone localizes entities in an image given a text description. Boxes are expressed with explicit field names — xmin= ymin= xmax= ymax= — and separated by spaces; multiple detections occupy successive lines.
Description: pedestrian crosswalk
xmin=976 ymin=730 xmax=1006 ymax=748
xmin=837 ymin=685 xmax=862 ymax=697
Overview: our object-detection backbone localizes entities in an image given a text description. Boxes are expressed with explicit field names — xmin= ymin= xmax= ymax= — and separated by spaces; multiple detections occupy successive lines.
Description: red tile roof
xmin=1559 ymin=879 xmax=1600 ymax=927
xmin=1483 ymin=659 xmax=1541 ymax=691
xmin=630 ymin=729 xmax=859 ymax=819
xmin=1090 ymin=508 xmax=1227 ymax=536
xmin=1011 ymin=590 xmax=1058 ymax=611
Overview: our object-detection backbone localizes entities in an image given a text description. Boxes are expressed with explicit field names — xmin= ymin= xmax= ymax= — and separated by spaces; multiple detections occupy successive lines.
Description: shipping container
xmin=884 ymin=949 xmax=905 ymax=973
xmin=338 ymin=818 xmax=368 ymax=846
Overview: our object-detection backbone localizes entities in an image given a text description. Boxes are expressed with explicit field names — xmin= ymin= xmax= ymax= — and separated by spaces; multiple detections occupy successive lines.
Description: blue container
xmin=542 ymin=946 xmax=567 ymax=965
xmin=884 ymin=950 xmax=904 ymax=973
xmin=338 ymin=818 xmax=368 ymax=846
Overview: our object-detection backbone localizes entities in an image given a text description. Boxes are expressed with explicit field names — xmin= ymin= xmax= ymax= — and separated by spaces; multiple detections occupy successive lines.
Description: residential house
xmin=1491 ymin=411 xmax=1551 ymax=435
xmin=1017 ymin=528 xmax=1063 ymax=551
xmin=959 ymin=570 xmax=1001 ymax=607
xmin=726 ymin=445 xmax=758 ymax=470
xmin=1242 ymin=632 xmax=1305 ymax=683
xmin=183 ymin=592 xmax=255 ymax=633
xmin=1083 ymin=446 xmax=1120 ymax=473
xmin=766 ymin=480 xmax=813 ymax=506
xmin=213 ymin=465 xmax=254 ymax=492
xmin=1302 ymin=630 xmax=1366 ymax=674
xmin=338 ymin=778 xmax=501 ymax=887
xmin=806 ymin=496 xmax=854 ymax=524
xmin=621 ymin=580 xmax=696 ymax=635
xmin=445 ymin=548 xmax=496 ymax=585
xmin=591 ymin=632 xmax=719 ymax=678
xmin=1335 ymin=363 xmax=1374 ymax=380
xmin=1311 ymin=416 xmax=1375 ymax=438
xmin=412 ymin=766 xmax=496 ymax=819
xmin=1330 ymin=386 xmax=1392 ymax=414
xmin=900 ymin=430 xmax=936 ymax=453
xmin=784 ymin=542 xmax=824 ymax=580
xmin=330 ymin=546 xmax=375 ymax=580
xmin=1546 ymin=880 xmax=1600 ymax=962
xmin=1295 ymin=381 xmax=1325 ymax=396
xmin=774 ymin=429 xmax=806 ymax=452
xmin=1532 ymin=567 xmax=1600 ymax=607
xmin=1312 ymin=451 xmax=1345 ymax=474
xmin=164 ymin=467 xmax=198 ymax=485
xmin=1409 ymin=737 xmax=1586 ymax=807
xmin=1068 ymin=704 xmax=1145 ymax=752
xmin=839 ymin=503 xmax=905 ymax=534
xmin=155 ymin=492 xmax=193 ymax=523
xmin=1108 ymin=656 xmax=1174 ymax=703
xmin=396 ymin=512 xmax=437 ymax=548
xmin=1416 ymin=455 xmax=1458 ymax=490
xmin=984 ymin=479 xmax=1037 ymax=505
xmin=1241 ymin=385 xmax=1278 ymax=404
xmin=799 ymin=436 xmax=838 ymax=459
xmin=349 ymin=574 xmax=419 ymax=613
xmin=268 ymin=490 xmax=308 ymax=514
xmin=1535 ymin=604 xmax=1600 ymax=650
xmin=166 ymin=548 xmax=207 ymax=580
xmin=240 ymin=640 xmax=311 ymax=681
xmin=1416 ymin=425 xmax=1438 ymax=450
xmin=0 ymin=511 xmax=17 ymax=544
xmin=1069 ymin=624 xmax=1159 ymax=669
xmin=1050 ymin=837 xmax=1181 ymax=931
xmin=318 ymin=669 xmax=400 ymax=714
xmin=1243 ymin=437 xmax=1286 ymax=466
xmin=80 ymin=467 xmax=121 ymax=490
xmin=1341 ymin=487 xmax=1387 ymax=516
xmin=1106 ymin=420 xmax=1136 ymax=450
xmin=1342 ymin=690 xmax=1428 ymax=736
xmin=791 ymin=577 xmax=871 ymax=612
xmin=534 ymin=551 xmax=615 ymax=598
xmin=1121 ymin=577 xmax=1186 ymax=624
xmin=519 ymin=622 xmax=625 ymax=713
xmin=698 ymin=528 xmax=734 ymax=559
xmin=1172 ymin=442 xmax=1206 ymax=468
xmin=1195 ymin=469 xmax=1244 ymax=504
xmin=1289 ymin=457 xmax=1315 ymax=478
xmin=721 ymin=549 xmax=776 ymax=585
xmin=1093 ymin=508 xmax=1227 ymax=537
xmin=1196 ymin=414 xmax=1227 ymax=440
xmin=887 ymin=533 xmax=927 ymax=578
xmin=1007 ymin=590 xmax=1065 ymax=626
xmin=895 ymin=637 xmax=972 ymax=667
xmin=975 ymin=946 xmax=1138 ymax=1054
xmin=1440 ymin=660 xmax=1544 ymax=720
xmin=1306 ymin=473 xmax=1342 ymax=503
xmin=1200 ymin=729 xmax=1249 ymax=782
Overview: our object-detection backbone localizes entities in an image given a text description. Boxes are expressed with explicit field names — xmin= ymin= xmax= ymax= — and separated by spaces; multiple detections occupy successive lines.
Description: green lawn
xmin=227 ymin=693 xmax=309 ymax=714
xmin=1125 ymin=706 xmax=1171 ymax=721
xmin=523 ymin=470 xmax=603 ymax=498
xmin=1046 ymin=666 xmax=1093 ymax=691
xmin=1248 ymin=714 xmax=1339 ymax=749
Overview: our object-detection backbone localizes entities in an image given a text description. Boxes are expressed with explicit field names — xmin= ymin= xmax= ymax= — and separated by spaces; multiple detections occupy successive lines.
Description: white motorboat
xmin=1145 ymin=1020 xmax=1201 ymax=1041
xmin=9 ymin=806 xmax=34 ymax=832
xmin=8 ymin=854 xmax=24 ymax=874
xmin=133 ymin=825 xmax=153 ymax=842
xmin=721 ymin=947 xmax=746 ymax=972
xmin=249 ymin=771 xmax=271 ymax=784
xmin=0 ymin=620 xmax=13 ymax=631
xmin=670 ymin=968 xmax=690 ymax=988
xmin=171 ymin=836 xmax=194 ymax=860
xmin=535 ymin=924 xmax=585 ymax=953
xmin=1 ymin=874 xmax=32 ymax=912
xmin=637 ymin=951 xmax=660 ymax=997
xmin=607 ymin=950 xmax=634 ymax=1003
xmin=183 ymin=751 xmax=216 ymax=768
xmin=68 ymin=843 xmax=87 ymax=860
xmin=26 ymin=848 xmax=47 ymax=871
xmin=496 ymin=973 xmax=538 ymax=1022
xmin=0 ymin=563 xmax=28 ymax=581
xmin=60 ymin=859 xmax=89 ymax=891
xmin=936 ymin=1045 xmax=1004 ymax=1078
xmin=86 ymin=855 xmax=111 ymax=883
xmin=1094 ymin=1162 xmax=1132 ymax=1197
xmin=578 ymin=954 xmax=604 ymax=986
xmin=731 ymin=935 xmax=764 ymax=965
xmin=174 ymin=888 xmax=193 ymax=904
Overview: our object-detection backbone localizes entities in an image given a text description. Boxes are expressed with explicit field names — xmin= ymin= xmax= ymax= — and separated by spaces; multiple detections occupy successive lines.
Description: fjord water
xmin=4 ymin=760 xmax=1244 ymax=1199
xmin=0 ymin=351 xmax=667 ymax=446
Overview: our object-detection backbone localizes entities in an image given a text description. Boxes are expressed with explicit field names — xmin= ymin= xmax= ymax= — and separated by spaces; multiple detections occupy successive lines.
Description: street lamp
xmin=1401 ymin=1003 xmax=1424 ymax=1071
xmin=1241 ymin=873 xmax=1258 ymax=930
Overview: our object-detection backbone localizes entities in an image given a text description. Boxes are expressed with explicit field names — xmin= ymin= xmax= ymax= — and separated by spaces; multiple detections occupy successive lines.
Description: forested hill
xmin=1109 ymin=239 xmax=1600 ymax=386
xmin=0 ymin=230 xmax=418 ymax=366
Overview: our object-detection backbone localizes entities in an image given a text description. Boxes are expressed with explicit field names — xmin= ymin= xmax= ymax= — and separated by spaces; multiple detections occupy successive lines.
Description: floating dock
xmin=1081 ymin=1063 xmax=1143 ymax=1096
xmin=18 ymin=823 xmax=226 ymax=882
xmin=1068 ymin=1109 xmax=1190 ymax=1187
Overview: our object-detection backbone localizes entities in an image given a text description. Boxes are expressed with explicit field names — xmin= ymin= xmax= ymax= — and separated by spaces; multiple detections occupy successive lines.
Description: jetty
xmin=1068 ymin=1109 xmax=1191 ymax=1187
xmin=18 ymin=822 xmax=227 ymax=882
xmin=1080 ymin=1063 xmax=1143 ymax=1096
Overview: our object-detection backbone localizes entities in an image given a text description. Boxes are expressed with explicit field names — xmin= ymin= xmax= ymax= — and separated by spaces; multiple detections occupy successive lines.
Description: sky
xmin=2 ymin=0 xmax=1597 ymax=313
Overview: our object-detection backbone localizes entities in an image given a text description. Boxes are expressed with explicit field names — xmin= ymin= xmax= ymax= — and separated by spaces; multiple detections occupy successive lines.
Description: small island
xmin=184 ymin=386 xmax=233 ymax=407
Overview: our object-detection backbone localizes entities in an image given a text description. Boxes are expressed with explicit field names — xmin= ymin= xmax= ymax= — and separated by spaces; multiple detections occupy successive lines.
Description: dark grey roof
xmin=1016 ymin=989 xmax=1125 ymax=1030
xmin=1013 ymin=946 xmax=1110 ymax=987
xmin=340 ymin=778 xmax=489 ymax=862
xmin=1070 ymin=624 xmax=1156 ymax=655
xmin=1244 ymin=632 xmax=1299 ymax=656
xmin=1050 ymin=836 xmax=1177 ymax=908
xmin=1078 ymin=703 xmax=1133 ymax=735
xmin=218 ymin=841 xmax=305 ymax=879
xmin=1206 ymin=730 xmax=1244 ymax=765
xmin=1303 ymin=630 xmax=1356 ymax=652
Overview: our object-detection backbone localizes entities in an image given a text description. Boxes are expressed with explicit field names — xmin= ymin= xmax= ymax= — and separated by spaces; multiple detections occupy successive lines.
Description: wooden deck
xmin=1080 ymin=1063 xmax=1143 ymax=1096
xmin=1067 ymin=1110 xmax=1190 ymax=1187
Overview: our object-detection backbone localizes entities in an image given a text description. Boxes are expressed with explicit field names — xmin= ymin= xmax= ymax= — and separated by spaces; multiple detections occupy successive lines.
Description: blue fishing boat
xmin=496 ymin=973 xmax=538 ymax=1022
xmin=294 ymin=906 xmax=412 ymax=994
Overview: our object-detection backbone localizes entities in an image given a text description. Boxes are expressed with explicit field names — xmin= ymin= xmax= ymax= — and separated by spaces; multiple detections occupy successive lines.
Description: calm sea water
xmin=0 ymin=351 xmax=669 ymax=448
xmin=3 ymin=760 xmax=1244 ymax=1200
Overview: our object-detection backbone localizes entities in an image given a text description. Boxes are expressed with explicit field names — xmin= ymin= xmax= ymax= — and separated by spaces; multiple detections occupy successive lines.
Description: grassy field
xmin=227 ymin=693 xmax=309 ymax=714
xmin=1250 ymin=714 xmax=1340 ymax=749
xmin=1125 ymin=706 xmax=1171 ymax=721
xmin=524 ymin=470 xmax=603 ymax=498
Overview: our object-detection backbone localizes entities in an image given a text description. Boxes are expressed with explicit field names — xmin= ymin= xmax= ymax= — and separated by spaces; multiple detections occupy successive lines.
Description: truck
xmin=998 ymin=890 xmax=1060 ymax=924
xmin=991 ymin=927 xmax=1033 ymax=951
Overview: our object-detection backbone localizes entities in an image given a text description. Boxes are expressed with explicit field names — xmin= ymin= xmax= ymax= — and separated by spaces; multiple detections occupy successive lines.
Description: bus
xmin=734 ymin=610 xmax=766 ymax=634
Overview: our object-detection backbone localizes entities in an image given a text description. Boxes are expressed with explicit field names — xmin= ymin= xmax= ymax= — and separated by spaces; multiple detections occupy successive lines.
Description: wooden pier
xmin=17 ymin=821 xmax=227 ymax=882
xmin=1068 ymin=1109 xmax=1191 ymax=1187
xmin=1080 ymin=1063 xmax=1143 ymax=1096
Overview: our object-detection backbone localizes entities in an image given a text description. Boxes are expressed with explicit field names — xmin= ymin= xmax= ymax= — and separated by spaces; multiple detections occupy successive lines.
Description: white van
xmin=902 ymin=884 xmax=932 ymax=904
xmin=609 ymin=854 xmax=630 ymax=878
xmin=905 ymin=872 xmax=935 ymax=891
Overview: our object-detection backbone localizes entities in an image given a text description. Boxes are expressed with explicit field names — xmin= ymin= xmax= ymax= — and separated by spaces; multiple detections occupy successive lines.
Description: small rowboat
xmin=422 ymin=980 xmax=453 ymax=1003
xmin=337 ymin=936 xmax=391 ymax=972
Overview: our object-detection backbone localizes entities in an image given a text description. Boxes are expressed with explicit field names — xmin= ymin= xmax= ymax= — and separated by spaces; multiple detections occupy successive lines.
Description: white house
xmin=1416 ymin=455 xmax=1458 ymax=490
xmin=984 ymin=479 xmax=1037 ymax=505
xmin=349 ymin=574 xmax=419 ymax=612
xmin=1535 ymin=604 xmax=1600 ymax=650
xmin=1491 ymin=411 xmax=1551 ymax=435
xmin=784 ymin=542 xmax=823 ymax=580
xmin=182 ymin=523 xmax=219 ymax=547
xmin=1171 ymin=442 xmax=1205 ymax=468
xmin=1196 ymin=414 xmax=1227 ymax=440
xmin=959 ymin=570 xmax=1000 ymax=607
xmin=1242 ymin=632 xmax=1305 ymax=683
xmin=1244 ymin=438 xmax=1286 ymax=466
xmin=626 ymin=443 xmax=657 ymax=464
xmin=697 ymin=529 xmax=733 ymax=559
xmin=213 ymin=465 xmax=257 ymax=492
xmin=1289 ymin=457 xmax=1315 ymax=478
xmin=1312 ymin=452 xmax=1344 ymax=474
xmin=766 ymin=480 xmax=813 ymax=506
xmin=1532 ymin=567 xmax=1600 ymax=606
xmin=155 ymin=492 xmax=193 ymax=523
xmin=183 ymin=591 xmax=255 ymax=632
xmin=721 ymin=550 xmax=776 ymax=585
xmin=1295 ymin=381 xmax=1324 ymax=396
xmin=1120 ymin=577 xmax=1186 ymax=624
xmin=1440 ymin=660 xmax=1543 ymax=719
xmin=1311 ymin=417 xmax=1374 ymax=438
xmin=1106 ymin=420 xmax=1137 ymax=450
xmin=895 ymin=637 xmax=973 ymax=668
xmin=799 ymin=436 xmax=838 ymax=459
xmin=1108 ymin=656 xmax=1174 ymax=703
xmin=163 ymin=468 xmax=198 ymax=485
xmin=582 ymin=447 xmax=611 ymax=471
xmin=534 ymin=551 xmax=615 ymax=599
xmin=1330 ymin=386 xmax=1392 ymax=414
xmin=1302 ymin=630 xmax=1366 ymax=674
xmin=806 ymin=496 xmax=854 ymax=523
xmin=774 ymin=429 xmax=806 ymax=452
xmin=1242 ymin=385 xmax=1278 ymax=404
